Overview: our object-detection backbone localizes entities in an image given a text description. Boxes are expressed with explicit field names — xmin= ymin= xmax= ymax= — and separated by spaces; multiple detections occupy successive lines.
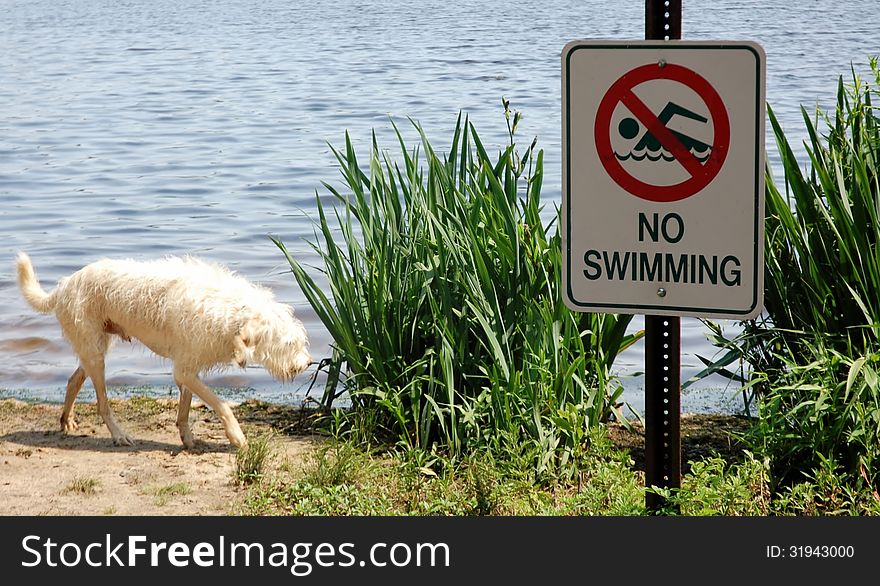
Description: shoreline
xmin=0 ymin=397 xmax=749 ymax=516
xmin=0 ymin=374 xmax=748 ymax=417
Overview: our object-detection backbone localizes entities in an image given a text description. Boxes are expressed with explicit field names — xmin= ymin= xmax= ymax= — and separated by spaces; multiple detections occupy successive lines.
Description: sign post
xmin=561 ymin=1 xmax=765 ymax=510
xmin=645 ymin=0 xmax=682 ymax=514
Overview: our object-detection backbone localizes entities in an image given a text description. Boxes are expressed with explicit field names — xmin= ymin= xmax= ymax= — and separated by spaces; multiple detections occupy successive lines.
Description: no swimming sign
xmin=562 ymin=41 xmax=765 ymax=318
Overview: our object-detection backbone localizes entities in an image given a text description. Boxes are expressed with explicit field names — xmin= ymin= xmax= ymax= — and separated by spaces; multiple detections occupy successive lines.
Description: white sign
xmin=562 ymin=41 xmax=765 ymax=318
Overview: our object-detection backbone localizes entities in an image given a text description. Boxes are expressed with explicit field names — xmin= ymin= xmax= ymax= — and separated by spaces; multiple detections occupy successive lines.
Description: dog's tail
xmin=16 ymin=252 xmax=56 ymax=314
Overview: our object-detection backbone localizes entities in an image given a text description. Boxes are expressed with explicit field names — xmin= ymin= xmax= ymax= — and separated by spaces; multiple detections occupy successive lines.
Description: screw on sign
xmin=594 ymin=62 xmax=730 ymax=202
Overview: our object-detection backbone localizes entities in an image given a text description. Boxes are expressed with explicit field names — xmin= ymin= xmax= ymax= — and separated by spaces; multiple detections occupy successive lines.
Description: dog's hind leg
xmin=175 ymin=381 xmax=195 ymax=449
xmin=174 ymin=367 xmax=247 ymax=449
xmin=60 ymin=366 xmax=86 ymax=433
xmin=81 ymin=356 xmax=134 ymax=446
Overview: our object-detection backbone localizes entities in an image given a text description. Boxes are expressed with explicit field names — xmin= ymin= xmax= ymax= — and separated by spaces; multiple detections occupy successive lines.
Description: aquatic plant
xmin=763 ymin=59 xmax=880 ymax=357
xmin=698 ymin=59 xmax=880 ymax=492
xmin=275 ymin=103 xmax=639 ymax=476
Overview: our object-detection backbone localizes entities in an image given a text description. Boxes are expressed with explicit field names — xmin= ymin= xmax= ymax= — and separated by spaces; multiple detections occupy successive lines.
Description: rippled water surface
xmin=2 ymin=0 xmax=878 ymax=411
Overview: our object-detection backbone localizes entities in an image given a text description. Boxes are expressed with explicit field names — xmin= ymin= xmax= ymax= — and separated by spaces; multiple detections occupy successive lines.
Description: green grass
xmin=744 ymin=343 xmax=880 ymax=491
xmin=65 ymin=476 xmax=100 ymax=496
xmin=153 ymin=482 xmax=192 ymax=506
xmin=234 ymin=433 xmax=275 ymax=486
xmin=656 ymin=452 xmax=771 ymax=516
xmin=274 ymin=102 xmax=639 ymax=478
xmin=239 ymin=428 xmax=647 ymax=516
xmin=238 ymin=430 xmax=880 ymax=516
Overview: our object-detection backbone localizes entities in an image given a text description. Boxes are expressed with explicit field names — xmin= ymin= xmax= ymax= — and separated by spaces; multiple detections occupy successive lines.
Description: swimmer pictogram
xmin=594 ymin=62 xmax=730 ymax=203
xmin=615 ymin=102 xmax=712 ymax=162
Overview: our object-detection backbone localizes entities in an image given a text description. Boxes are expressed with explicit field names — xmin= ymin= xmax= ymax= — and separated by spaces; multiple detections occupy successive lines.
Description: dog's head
xmin=233 ymin=303 xmax=311 ymax=381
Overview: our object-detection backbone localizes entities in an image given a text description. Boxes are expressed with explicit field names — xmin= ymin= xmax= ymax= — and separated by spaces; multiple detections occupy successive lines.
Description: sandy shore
xmin=0 ymin=398 xmax=316 ymax=515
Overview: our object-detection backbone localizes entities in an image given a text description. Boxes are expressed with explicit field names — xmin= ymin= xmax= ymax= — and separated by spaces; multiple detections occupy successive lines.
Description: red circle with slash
xmin=594 ymin=63 xmax=730 ymax=202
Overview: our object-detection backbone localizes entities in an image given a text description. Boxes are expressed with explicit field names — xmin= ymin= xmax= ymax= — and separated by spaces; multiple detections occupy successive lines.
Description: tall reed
xmin=763 ymin=60 xmax=880 ymax=358
xmin=698 ymin=61 xmax=880 ymax=387
xmin=275 ymin=105 xmax=639 ymax=475
xmin=721 ymin=60 xmax=880 ymax=491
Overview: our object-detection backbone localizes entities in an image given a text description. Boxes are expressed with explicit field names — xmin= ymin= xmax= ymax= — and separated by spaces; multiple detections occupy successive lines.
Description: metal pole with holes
xmin=644 ymin=0 xmax=682 ymax=512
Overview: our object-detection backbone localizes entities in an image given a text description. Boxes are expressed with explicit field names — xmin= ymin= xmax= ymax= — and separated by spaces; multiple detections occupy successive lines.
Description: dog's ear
xmin=233 ymin=319 xmax=261 ymax=367
xmin=232 ymin=336 xmax=250 ymax=367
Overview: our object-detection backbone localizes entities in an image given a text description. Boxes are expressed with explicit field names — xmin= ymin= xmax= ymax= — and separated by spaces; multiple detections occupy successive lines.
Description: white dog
xmin=16 ymin=253 xmax=311 ymax=449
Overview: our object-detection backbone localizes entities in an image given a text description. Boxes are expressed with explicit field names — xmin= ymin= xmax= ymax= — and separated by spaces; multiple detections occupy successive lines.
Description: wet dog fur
xmin=16 ymin=252 xmax=311 ymax=449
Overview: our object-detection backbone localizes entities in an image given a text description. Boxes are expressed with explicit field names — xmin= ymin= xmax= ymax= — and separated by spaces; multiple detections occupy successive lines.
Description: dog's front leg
xmin=175 ymin=382 xmax=195 ymax=449
xmin=174 ymin=367 xmax=247 ymax=449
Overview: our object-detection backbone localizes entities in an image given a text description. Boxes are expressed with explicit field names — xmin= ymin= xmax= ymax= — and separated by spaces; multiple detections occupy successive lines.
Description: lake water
xmin=1 ymin=0 xmax=878 ymax=412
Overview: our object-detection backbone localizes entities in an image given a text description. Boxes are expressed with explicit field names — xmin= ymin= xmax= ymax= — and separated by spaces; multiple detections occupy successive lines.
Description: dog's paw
xmin=180 ymin=432 xmax=195 ymax=450
xmin=228 ymin=430 xmax=248 ymax=450
xmin=61 ymin=417 xmax=79 ymax=433
xmin=112 ymin=433 xmax=135 ymax=447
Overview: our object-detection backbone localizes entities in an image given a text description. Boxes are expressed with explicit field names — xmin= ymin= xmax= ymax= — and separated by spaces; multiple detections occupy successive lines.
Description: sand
xmin=0 ymin=398 xmax=315 ymax=515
